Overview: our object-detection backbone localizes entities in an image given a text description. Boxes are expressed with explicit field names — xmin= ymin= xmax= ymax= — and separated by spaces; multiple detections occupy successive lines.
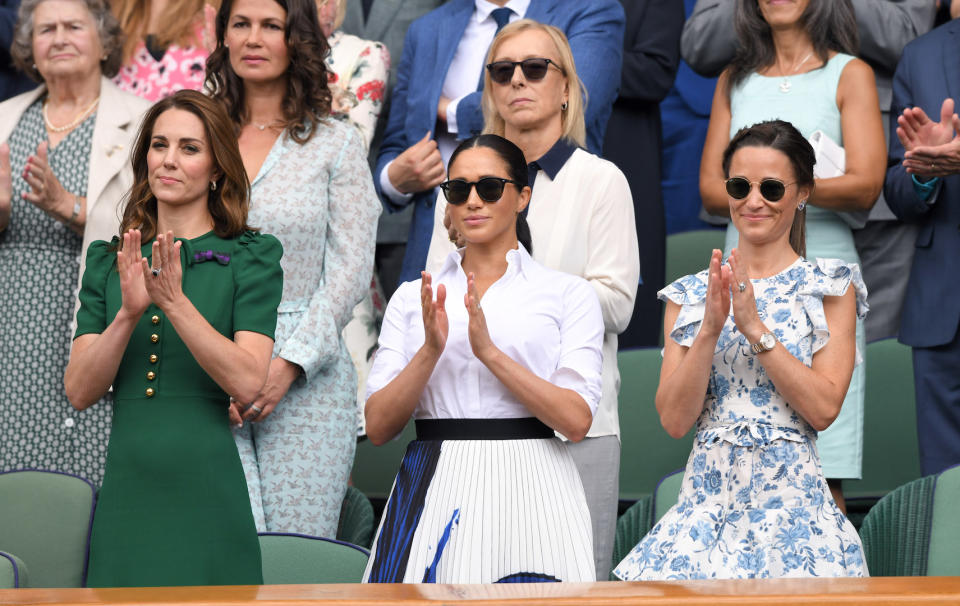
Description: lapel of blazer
xmin=364 ymin=0 xmax=405 ymax=43
xmin=434 ymin=1 xmax=474 ymax=94
xmin=0 ymin=86 xmax=45 ymax=144
xmin=86 ymin=78 xmax=137 ymax=217
xmin=944 ymin=22 xmax=960 ymax=104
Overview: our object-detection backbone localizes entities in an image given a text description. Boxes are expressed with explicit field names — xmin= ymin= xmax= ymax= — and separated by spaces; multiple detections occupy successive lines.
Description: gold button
xmin=146 ymin=371 xmax=156 ymax=381
xmin=149 ymin=354 xmax=158 ymax=364
xmin=151 ymin=315 xmax=160 ymax=325
xmin=145 ymin=388 xmax=155 ymax=397
xmin=150 ymin=333 xmax=159 ymax=343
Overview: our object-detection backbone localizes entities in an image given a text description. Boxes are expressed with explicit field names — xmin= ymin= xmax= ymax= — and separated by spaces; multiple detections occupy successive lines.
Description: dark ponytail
xmin=448 ymin=134 xmax=532 ymax=254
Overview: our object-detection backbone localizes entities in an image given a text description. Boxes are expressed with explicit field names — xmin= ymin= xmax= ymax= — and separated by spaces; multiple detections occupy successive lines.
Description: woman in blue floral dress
xmin=614 ymin=120 xmax=867 ymax=580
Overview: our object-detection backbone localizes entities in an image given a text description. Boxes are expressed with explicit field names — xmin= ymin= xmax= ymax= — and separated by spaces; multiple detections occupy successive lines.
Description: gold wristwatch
xmin=751 ymin=332 xmax=777 ymax=354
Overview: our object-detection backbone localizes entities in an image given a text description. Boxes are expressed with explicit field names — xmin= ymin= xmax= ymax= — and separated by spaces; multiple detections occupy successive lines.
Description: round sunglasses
xmin=439 ymin=177 xmax=521 ymax=205
xmin=485 ymin=58 xmax=564 ymax=85
xmin=725 ymin=177 xmax=796 ymax=202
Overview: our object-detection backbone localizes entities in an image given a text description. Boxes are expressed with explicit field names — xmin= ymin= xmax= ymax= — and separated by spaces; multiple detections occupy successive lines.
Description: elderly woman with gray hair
xmin=0 ymin=0 xmax=149 ymax=484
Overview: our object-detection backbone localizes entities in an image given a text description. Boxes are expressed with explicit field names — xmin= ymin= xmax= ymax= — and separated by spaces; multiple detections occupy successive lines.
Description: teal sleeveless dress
xmin=724 ymin=54 xmax=865 ymax=479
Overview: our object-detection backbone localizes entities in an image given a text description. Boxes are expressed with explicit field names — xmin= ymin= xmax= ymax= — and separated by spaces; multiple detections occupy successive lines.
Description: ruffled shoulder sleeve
xmin=75 ymin=239 xmax=118 ymax=338
xmin=797 ymin=258 xmax=869 ymax=357
xmin=231 ymin=231 xmax=284 ymax=339
xmin=657 ymin=269 xmax=709 ymax=347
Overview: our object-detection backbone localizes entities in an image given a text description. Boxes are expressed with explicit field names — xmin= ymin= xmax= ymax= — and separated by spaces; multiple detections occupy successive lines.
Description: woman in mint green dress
xmin=697 ymin=0 xmax=886 ymax=510
xmin=65 ymin=90 xmax=282 ymax=587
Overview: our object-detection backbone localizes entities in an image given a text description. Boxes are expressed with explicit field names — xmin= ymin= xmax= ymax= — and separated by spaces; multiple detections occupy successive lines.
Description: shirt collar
xmin=528 ymin=139 xmax=578 ymax=181
xmin=438 ymin=243 xmax=533 ymax=282
xmin=474 ymin=0 xmax=530 ymax=24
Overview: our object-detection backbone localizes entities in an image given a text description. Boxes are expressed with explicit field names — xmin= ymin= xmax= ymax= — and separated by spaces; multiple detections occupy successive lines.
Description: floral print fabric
xmin=613 ymin=257 xmax=869 ymax=580
xmin=325 ymin=30 xmax=390 ymax=151
xmin=113 ymin=4 xmax=215 ymax=102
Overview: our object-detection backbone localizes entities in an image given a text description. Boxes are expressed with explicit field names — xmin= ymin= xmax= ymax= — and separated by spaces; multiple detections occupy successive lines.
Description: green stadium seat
xmin=665 ymin=229 xmax=726 ymax=283
xmin=351 ymin=424 xmax=416 ymax=501
xmin=859 ymin=464 xmax=960 ymax=576
xmin=0 ymin=551 xmax=28 ymax=588
xmin=653 ymin=469 xmax=684 ymax=526
xmin=258 ymin=533 xmax=369 ymax=584
xmin=610 ymin=496 xmax=652 ymax=579
xmin=0 ymin=470 xmax=95 ymax=588
xmin=617 ymin=348 xmax=693 ymax=501
xmin=337 ymin=485 xmax=375 ymax=549
xmin=844 ymin=338 xmax=921 ymax=498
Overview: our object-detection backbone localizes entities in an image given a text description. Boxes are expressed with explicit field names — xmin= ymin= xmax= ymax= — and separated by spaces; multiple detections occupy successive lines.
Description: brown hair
xmin=11 ymin=0 xmax=124 ymax=80
xmin=119 ymin=89 xmax=253 ymax=243
xmin=205 ymin=0 xmax=332 ymax=144
xmin=111 ymin=0 xmax=211 ymax=63
xmin=481 ymin=19 xmax=586 ymax=148
xmin=722 ymin=120 xmax=814 ymax=257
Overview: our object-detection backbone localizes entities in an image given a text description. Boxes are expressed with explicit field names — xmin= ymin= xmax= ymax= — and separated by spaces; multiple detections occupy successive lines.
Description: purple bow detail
xmin=193 ymin=250 xmax=231 ymax=265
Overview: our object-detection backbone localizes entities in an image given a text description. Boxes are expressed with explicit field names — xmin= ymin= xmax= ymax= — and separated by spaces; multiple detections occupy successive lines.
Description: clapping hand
xmin=700 ymin=249 xmax=731 ymax=339
xmin=23 ymin=142 xmax=71 ymax=222
xmin=421 ymin=271 xmax=449 ymax=357
xmin=142 ymin=231 xmax=185 ymax=311
xmin=465 ymin=272 xmax=496 ymax=362
xmin=898 ymin=98 xmax=960 ymax=178
xmin=727 ymin=248 xmax=766 ymax=343
xmin=116 ymin=229 xmax=151 ymax=320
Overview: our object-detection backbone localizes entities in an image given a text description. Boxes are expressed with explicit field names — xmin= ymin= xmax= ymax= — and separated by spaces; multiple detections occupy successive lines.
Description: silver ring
xmin=151 ymin=267 xmax=161 ymax=277
xmin=250 ymin=405 xmax=262 ymax=415
xmin=738 ymin=282 xmax=747 ymax=293
xmin=931 ymin=162 xmax=936 ymax=170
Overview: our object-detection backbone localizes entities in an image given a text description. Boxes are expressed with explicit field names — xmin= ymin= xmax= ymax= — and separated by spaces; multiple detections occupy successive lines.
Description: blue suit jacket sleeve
xmin=618 ymin=0 xmax=683 ymax=103
xmin=884 ymin=42 xmax=937 ymax=224
xmin=455 ymin=0 xmax=626 ymax=155
xmin=374 ymin=21 xmax=419 ymax=212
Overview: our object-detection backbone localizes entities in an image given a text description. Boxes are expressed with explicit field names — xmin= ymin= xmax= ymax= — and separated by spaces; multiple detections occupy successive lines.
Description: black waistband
xmin=414 ymin=418 xmax=554 ymax=441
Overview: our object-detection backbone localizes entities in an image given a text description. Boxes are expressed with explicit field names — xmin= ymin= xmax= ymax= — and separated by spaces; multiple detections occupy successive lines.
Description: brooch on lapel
xmin=193 ymin=250 xmax=231 ymax=265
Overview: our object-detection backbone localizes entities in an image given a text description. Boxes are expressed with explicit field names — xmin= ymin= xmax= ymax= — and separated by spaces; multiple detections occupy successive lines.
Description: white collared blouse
xmin=366 ymin=245 xmax=604 ymax=421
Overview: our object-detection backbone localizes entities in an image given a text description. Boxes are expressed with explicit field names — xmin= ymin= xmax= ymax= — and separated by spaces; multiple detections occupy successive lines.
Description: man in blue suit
xmin=885 ymin=18 xmax=960 ymax=476
xmin=374 ymin=0 xmax=625 ymax=285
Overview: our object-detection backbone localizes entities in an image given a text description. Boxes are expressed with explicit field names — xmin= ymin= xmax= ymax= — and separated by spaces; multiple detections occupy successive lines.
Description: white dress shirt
xmin=366 ymin=245 xmax=604 ymax=421
xmin=425 ymin=148 xmax=640 ymax=439
xmin=380 ymin=0 xmax=529 ymax=204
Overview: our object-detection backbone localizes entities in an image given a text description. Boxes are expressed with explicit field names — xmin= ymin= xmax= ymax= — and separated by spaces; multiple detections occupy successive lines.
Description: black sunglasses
xmin=485 ymin=58 xmax=563 ymax=85
xmin=439 ymin=177 xmax=521 ymax=205
xmin=725 ymin=177 xmax=796 ymax=202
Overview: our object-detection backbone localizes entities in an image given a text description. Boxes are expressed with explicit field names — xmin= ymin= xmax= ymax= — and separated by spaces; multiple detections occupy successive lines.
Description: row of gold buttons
xmin=146 ymin=314 xmax=160 ymax=397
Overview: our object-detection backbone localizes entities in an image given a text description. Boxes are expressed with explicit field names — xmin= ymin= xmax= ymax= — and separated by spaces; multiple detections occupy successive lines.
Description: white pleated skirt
xmin=363 ymin=419 xmax=595 ymax=584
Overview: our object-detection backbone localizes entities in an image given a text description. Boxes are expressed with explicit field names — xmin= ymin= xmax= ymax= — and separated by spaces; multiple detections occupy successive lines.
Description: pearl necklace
xmin=43 ymin=96 xmax=101 ymax=133
xmin=776 ymin=51 xmax=814 ymax=94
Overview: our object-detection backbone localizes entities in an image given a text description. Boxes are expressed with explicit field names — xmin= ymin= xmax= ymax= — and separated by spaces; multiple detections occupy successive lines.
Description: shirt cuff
xmin=911 ymin=174 xmax=940 ymax=203
xmin=380 ymin=161 xmax=415 ymax=206
xmin=445 ymin=94 xmax=465 ymax=135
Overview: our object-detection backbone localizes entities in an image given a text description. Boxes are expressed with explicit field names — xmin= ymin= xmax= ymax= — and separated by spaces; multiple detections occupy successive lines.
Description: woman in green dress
xmin=64 ymin=89 xmax=282 ymax=587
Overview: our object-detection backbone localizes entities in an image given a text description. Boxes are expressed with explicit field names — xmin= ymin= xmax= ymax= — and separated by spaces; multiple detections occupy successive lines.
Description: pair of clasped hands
xmin=115 ymin=229 xmax=186 ymax=321
xmin=700 ymin=248 xmax=766 ymax=342
xmin=897 ymin=98 xmax=960 ymax=178
xmin=419 ymin=270 xmax=497 ymax=362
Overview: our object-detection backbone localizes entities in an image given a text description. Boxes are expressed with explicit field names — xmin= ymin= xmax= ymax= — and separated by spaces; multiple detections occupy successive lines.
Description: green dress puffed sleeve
xmin=231 ymin=231 xmax=284 ymax=339
xmin=75 ymin=239 xmax=118 ymax=338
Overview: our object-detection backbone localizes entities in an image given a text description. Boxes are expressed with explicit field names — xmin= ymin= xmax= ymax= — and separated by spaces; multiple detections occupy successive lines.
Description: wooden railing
xmin=2 ymin=577 xmax=959 ymax=605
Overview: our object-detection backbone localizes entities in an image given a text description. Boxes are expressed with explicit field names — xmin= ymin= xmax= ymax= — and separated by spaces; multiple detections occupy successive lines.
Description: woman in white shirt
xmin=425 ymin=19 xmax=639 ymax=580
xmin=364 ymin=134 xmax=603 ymax=584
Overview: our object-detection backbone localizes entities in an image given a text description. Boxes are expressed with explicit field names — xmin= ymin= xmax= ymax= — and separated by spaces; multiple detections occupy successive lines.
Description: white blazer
xmin=0 ymin=77 xmax=151 ymax=293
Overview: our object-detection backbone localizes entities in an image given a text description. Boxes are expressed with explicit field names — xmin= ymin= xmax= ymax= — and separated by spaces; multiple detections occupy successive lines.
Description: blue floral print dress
xmin=613 ymin=257 xmax=869 ymax=580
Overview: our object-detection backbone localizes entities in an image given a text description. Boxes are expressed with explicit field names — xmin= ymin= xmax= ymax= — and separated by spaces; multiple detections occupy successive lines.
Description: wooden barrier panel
xmin=1 ymin=577 xmax=959 ymax=606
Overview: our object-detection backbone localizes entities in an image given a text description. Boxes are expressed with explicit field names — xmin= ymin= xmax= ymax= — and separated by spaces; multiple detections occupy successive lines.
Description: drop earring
xmin=561 ymin=101 xmax=568 ymax=111
xmin=210 ymin=180 xmax=218 ymax=191
xmin=797 ymin=199 xmax=806 ymax=211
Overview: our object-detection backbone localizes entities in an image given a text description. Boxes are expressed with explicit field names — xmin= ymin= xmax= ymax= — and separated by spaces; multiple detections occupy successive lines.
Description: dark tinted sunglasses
xmin=725 ymin=177 xmax=795 ymax=202
xmin=486 ymin=58 xmax=563 ymax=84
xmin=439 ymin=177 xmax=521 ymax=205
